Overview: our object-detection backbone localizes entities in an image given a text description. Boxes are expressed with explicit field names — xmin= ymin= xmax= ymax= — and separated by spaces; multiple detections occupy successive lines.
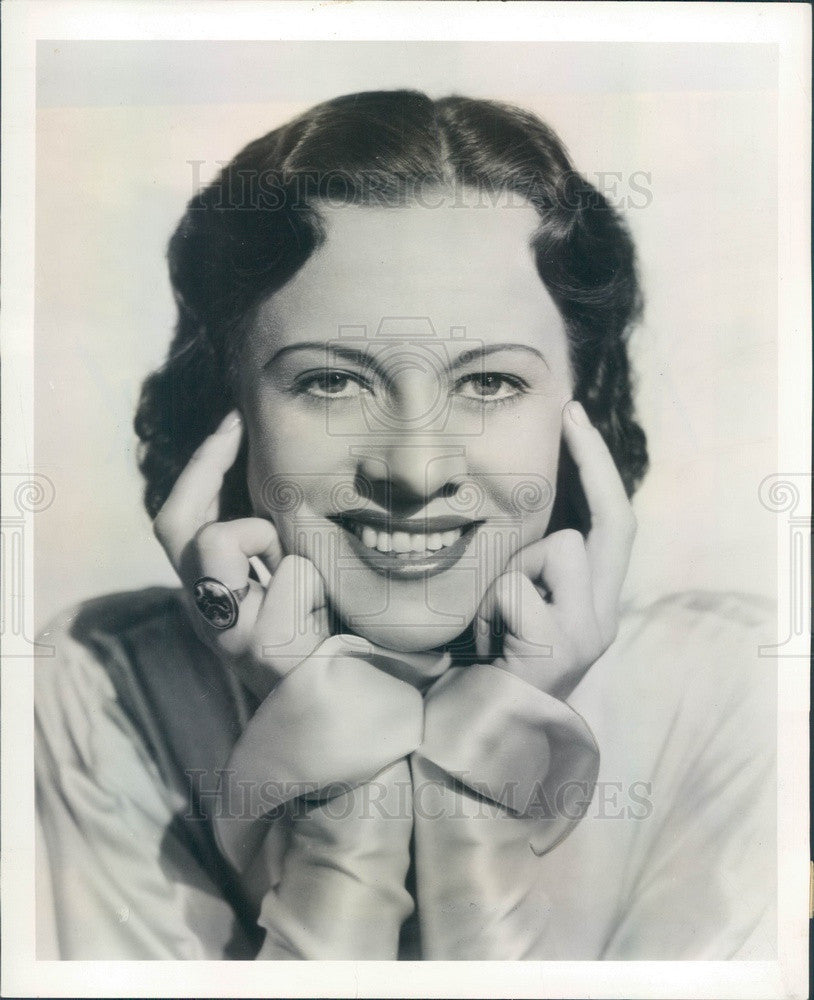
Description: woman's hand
xmin=152 ymin=410 xmax=328 ymax=699
xmin=476 ymin=399 xmax=637 ymax=700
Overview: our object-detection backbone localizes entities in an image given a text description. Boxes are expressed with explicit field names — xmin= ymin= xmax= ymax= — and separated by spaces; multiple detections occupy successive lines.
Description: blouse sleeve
xmin=410 ymin=662 xmax=600 ymax=959
xmin=214 ymin=637 xmax=424 ymax=960
xmin=35 ymin=627 xmax=244 ymax=959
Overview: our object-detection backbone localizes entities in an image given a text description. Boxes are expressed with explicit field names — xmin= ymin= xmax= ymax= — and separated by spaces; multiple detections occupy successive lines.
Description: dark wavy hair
xmin=135 ymin=90 xmax=648 ymax=533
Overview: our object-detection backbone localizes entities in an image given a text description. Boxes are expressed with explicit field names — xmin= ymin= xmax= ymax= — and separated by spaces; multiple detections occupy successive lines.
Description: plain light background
xmin=33 ymin=40 xmax=779 ymax=630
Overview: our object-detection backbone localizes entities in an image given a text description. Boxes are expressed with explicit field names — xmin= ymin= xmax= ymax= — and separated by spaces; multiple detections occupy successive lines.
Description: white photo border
xmin=2 ymin=2 xmax=809 ymax=997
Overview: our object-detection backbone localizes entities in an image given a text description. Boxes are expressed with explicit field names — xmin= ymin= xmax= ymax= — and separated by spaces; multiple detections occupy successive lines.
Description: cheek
xmin=244 ymin=417 xmax=283 ymax=509
xmin=243 ymin=397 xmax=330 ymax=499
xmin=243 ymin=405 xmax=354 ymax=563
xmin=470 ymin=400 xmax=565 ymax=544
xmin=244 ymin=424 xmax=308 ymax=534
xmin=471 ymin=400 xmax=564 ymax=485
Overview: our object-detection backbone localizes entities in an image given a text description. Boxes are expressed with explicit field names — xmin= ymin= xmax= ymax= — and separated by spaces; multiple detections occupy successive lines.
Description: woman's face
xmin=238 ymin=195 xmax=573 ymax=651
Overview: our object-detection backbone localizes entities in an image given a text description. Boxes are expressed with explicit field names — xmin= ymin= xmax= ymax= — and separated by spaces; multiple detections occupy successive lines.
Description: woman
xmin=35 ymin=90 xmax=775 ymax=960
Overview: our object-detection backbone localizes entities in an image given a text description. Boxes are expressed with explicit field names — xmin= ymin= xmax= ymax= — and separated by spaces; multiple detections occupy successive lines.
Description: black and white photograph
xmin=1 ymin=2 xmax=809 ymax=997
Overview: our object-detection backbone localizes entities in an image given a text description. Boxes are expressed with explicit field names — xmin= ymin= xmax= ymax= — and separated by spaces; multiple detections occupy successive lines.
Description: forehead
xmin=248 ymin=199 xmax=566 ymax=354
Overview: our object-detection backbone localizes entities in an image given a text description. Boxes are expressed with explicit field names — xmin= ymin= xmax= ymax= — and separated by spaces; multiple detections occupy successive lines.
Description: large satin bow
xmin=214 ymin=637 xmax=599 ymax=959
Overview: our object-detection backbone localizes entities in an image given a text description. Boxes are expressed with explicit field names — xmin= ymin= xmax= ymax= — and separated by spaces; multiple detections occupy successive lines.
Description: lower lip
xmin=339 ymin=523 xmax=480 ymax=579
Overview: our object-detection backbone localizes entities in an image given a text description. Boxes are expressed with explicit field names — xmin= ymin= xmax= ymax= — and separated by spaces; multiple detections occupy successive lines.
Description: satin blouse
xmin=35 ymin=587 xmax=776 ymax=960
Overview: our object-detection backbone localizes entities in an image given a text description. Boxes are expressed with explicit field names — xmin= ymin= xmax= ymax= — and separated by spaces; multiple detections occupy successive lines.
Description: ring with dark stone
xmin=192 ymin=577 xmax=250 ymax=631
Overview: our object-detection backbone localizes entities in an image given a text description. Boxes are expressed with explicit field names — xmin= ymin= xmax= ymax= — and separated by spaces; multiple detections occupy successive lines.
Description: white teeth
xmin=350 ymin=524 xmax=467 ymax=554
xmin=392 ymin=531 xmax=411 ymax=553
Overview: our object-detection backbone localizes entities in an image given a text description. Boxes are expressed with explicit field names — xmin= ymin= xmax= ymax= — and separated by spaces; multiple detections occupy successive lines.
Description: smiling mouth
xmin=329 ymin=511 xmax=483 ymax=579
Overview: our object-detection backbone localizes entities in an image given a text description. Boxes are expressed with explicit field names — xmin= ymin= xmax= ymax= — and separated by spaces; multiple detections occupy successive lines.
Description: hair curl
xmin=135 ymin=90 xmax=648 ymax=532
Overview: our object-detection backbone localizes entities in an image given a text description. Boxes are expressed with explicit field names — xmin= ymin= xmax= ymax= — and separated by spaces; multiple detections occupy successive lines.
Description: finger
xmin=253 ymin=555 xmax=329 ymax=677
xmin=248 ymin=555 xmax=273 ymax=588
xmin=474 ymin=562 xmax=536 ymax=660
xmin=153 ymin=410 xmax=243 ymax=568
xmin=562 ymin=400 xmax=636 ymax=638
xmin=477 ymin=570 xmax=566 ymax=694
xmin=532 ymin=529 xmax=603 ymax=666
xmin=505 ymin=534 xmax=550 ymax=587
xmin=504 ymin=532 xmax=585 ymax=608
xmin=504 ymin=530 xmax=605 ymax=691
xmin=521 ymin=528 xmax=595 ymax=610
xmin=478 ymin=570 xmax=554 ymax=652
xmin=192 ymin=517 xmax=281 ymax=590
xmin=182 ymin=518 xmax=281 ymax=653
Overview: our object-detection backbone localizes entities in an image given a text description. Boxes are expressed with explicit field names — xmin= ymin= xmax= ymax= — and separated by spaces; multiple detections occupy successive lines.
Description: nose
xmin=352 ymin=357 xmax=468 ymax=510
xmin=356 ymin=441 xmax=467 ymax=509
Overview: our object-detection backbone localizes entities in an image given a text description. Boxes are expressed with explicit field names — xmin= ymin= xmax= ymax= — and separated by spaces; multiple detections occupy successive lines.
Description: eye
xmin=455 ymin=372 xmax=526 ymax=402
xmin=297 ymin=370 xmax=370 ymax=399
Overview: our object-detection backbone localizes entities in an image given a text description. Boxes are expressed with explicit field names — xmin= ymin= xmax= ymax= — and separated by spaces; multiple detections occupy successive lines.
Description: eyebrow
xmin=453 ymin=343 xmax=551 ymax=372
xmin=264 ymin=340 xmax=551 ymax=373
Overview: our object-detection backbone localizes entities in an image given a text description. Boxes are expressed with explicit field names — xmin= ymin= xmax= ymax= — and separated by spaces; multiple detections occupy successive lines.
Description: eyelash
xmin=292 ymin=370 xmax=529 ymax=407
xmin=294 ymin=370 xmax=371 ymax=400
xmin=454 ymin=372 xmax=527 ymax=407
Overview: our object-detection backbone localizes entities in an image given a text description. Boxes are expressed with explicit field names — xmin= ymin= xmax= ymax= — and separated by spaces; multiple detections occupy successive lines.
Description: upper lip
xmin=329 ymin=509 xmax=482 ymax=534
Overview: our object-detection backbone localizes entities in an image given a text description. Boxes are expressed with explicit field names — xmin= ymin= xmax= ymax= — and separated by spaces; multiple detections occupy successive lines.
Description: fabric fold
xmin=213 ymin=635 xmax=424 ymax=874
xmin=411 ymin=660 xmax=601 ymax=958
xmin=256 ymin=758 xmax=415 ymax=960
xmin=418 ymin=661 xmax=600 ymax=849
xmin=213 ymin=635 xmax=423 ymax=959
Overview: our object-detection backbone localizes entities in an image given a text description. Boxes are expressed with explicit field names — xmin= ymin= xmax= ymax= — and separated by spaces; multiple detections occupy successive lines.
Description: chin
xmin=347 ymin=619 xmax=470 ymax=654
xmin=325 ymin=566 xmax=485 ymax=654
xmin=283 ymin=519 xmax=518 ymax=654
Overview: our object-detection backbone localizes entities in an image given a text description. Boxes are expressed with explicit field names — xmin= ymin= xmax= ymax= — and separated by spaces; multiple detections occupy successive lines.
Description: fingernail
xmin=566 ymin=400 xmax=590 ymax=427
xmin=216 ymin=410 xmax=242 ymax=434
